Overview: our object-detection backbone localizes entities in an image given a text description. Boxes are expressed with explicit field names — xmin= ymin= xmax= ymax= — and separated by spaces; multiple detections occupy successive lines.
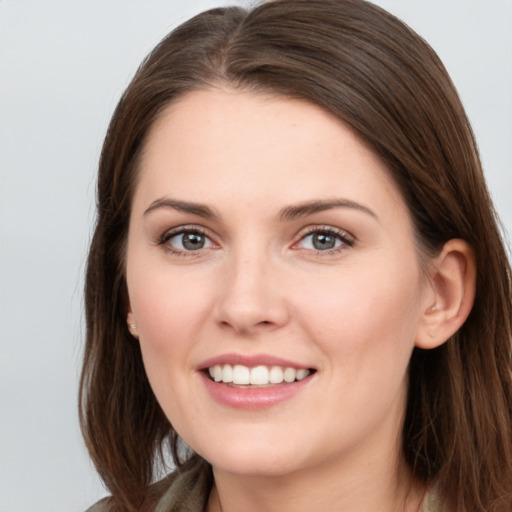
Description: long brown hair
xmin=80 ymin=1 xmax=512 ymax=510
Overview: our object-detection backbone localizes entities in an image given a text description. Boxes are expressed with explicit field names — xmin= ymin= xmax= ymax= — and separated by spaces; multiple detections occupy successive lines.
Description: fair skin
xmin=125 ymin=89 xmax=475 ymax=512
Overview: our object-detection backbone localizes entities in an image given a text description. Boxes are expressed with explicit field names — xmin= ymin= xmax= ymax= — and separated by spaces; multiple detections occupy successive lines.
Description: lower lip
xmin=200 ymin=372 xmax=314 ymax=410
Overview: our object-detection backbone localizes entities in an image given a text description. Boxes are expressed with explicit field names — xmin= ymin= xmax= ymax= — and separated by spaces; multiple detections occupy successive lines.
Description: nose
xmin=213 ymin=251 xmax=290 ymax=336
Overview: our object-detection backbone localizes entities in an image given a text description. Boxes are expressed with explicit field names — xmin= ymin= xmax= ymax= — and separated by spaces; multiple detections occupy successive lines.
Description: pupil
xmin=313 ymin=233 xmax=336 ymax=250
xmin=183 ymin=233 xmax=205 ymax=250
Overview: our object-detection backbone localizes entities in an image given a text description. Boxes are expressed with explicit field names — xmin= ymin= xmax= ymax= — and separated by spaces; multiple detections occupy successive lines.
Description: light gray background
xmin=1 ymin=1 xmax=511 ymax=510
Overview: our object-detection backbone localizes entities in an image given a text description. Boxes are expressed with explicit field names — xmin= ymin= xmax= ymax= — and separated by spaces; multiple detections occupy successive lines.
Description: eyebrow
xmin=279 ymin=198 xmax=378 ymax=221
xmin=143 ymin=197 xmax=378 ymax=222
xmin=144 ymin=198 xmax=219 ymax=219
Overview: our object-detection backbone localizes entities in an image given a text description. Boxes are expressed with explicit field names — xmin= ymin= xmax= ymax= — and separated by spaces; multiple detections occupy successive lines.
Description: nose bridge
xmin=214 ymin=242 xmax=288 ymax=333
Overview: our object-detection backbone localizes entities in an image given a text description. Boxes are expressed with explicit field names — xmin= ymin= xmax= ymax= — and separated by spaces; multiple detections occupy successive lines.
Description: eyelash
xmin=293 ymin=226 xmax=355 ymax=255
xmin=157 ymin=225 xmax=215 ymax=257
xmin=156 ymin=225 xmax=355 ymax=257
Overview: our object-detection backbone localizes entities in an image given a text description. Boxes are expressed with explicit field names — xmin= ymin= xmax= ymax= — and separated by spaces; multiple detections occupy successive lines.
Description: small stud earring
xmin=128 ymin=323 xmax=139 ymax=339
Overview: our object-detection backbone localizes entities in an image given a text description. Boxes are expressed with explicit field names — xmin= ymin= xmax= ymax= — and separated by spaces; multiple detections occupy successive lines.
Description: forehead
xmin=134 ymin=88 xmax=407 ymax=219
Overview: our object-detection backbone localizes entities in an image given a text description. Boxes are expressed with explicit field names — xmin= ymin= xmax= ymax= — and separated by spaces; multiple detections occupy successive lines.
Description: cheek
xmin=127 ymin=262 xmax=213 ymax=354
xmin=126 ymin=263 xmax=214 ymax=419
xmin=295 ymin=262 xmax=423 ymax=435
xmin=295 ymin=260 xmax=423 ymax=357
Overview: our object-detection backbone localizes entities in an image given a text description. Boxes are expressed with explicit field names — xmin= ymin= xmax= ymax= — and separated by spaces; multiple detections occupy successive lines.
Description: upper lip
xmin=198 ymin=353 xmax=313 ymax=370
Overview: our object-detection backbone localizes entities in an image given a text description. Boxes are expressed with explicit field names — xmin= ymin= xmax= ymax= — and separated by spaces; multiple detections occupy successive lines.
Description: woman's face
xmin=126 ymin=89 xmax=433 ymax=478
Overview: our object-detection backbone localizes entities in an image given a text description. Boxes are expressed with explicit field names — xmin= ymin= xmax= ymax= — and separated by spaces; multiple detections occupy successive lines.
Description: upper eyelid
xmin=157 ymin=227 xmax=219 ymax=258
xmin=158 ymin=224 xmax=215 ymax=245
xmin=160 ymin=224 xmax=209 ymax=237
xmin=293 ymin=226 xmax=356 ymax=252
xmin=295 ymin=224 xmax=354 ymax=241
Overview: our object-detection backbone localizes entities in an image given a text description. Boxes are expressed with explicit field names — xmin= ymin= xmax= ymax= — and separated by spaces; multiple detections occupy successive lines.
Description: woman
xmin=80 ymin=1 xmax=512 ymax=511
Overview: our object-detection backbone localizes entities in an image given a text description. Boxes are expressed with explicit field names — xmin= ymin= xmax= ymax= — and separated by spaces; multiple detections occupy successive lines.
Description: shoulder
xmin=154 ymin=456 xmax=212 ymax=512
xmin=85 ymin=497 xmax=109 ymax=512
xmin=85 ymin=456 xmax=212 ymax=512
xmin=419 ymin=488 xmax=449 ymax=512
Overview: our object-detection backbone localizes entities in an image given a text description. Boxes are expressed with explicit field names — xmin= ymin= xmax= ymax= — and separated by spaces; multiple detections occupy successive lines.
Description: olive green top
xmin=87 ymin=457 xmax=443 ymax=512
xmin=419 ymin=488 xmax=445 ymax=512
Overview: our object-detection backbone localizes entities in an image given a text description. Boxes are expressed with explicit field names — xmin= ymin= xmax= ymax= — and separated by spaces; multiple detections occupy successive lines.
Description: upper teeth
xmin=208 ymin=364 xmax=310 ymax=385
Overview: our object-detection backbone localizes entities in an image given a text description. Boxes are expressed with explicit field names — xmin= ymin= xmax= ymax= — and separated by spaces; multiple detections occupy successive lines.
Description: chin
xmin=191 ymin=436 xmax=305 ymax=477
xmin=207 ymin=454 xmax=301 ymax=478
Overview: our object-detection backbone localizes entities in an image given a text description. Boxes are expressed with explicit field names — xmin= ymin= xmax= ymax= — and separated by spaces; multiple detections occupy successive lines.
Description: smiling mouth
xmin=206 ymin=364 xmax=315 ymax=386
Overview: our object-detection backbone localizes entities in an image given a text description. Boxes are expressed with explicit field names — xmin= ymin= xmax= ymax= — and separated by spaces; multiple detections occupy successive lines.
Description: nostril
xmin=256 ymin=320 xmax=275 ymax=328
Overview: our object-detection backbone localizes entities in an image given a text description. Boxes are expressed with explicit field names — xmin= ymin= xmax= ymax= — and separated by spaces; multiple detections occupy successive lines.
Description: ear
xmin=415 ymin=239 xmax=476 ymax=349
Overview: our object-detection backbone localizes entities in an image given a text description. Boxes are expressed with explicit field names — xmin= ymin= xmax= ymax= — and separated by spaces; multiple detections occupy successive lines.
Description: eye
xmin=294 ymin=227 xmax=354 ymax=253
xmin=159 ymin=227 xmax=216 ymax=253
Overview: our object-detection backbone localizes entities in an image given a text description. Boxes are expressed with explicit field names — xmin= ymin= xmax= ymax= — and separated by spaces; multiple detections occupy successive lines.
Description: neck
xmin=205 ymin=386 xmax=425 ymax=512
xmin=207 ymin=453 xmax=424 ymax=512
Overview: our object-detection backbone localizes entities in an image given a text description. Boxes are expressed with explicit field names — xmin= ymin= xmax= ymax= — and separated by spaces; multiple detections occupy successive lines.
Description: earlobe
xmin=127 ymin=309 xmax=139 ymax=339
xmin=415 ymin=239 xmax=476 ymax=349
